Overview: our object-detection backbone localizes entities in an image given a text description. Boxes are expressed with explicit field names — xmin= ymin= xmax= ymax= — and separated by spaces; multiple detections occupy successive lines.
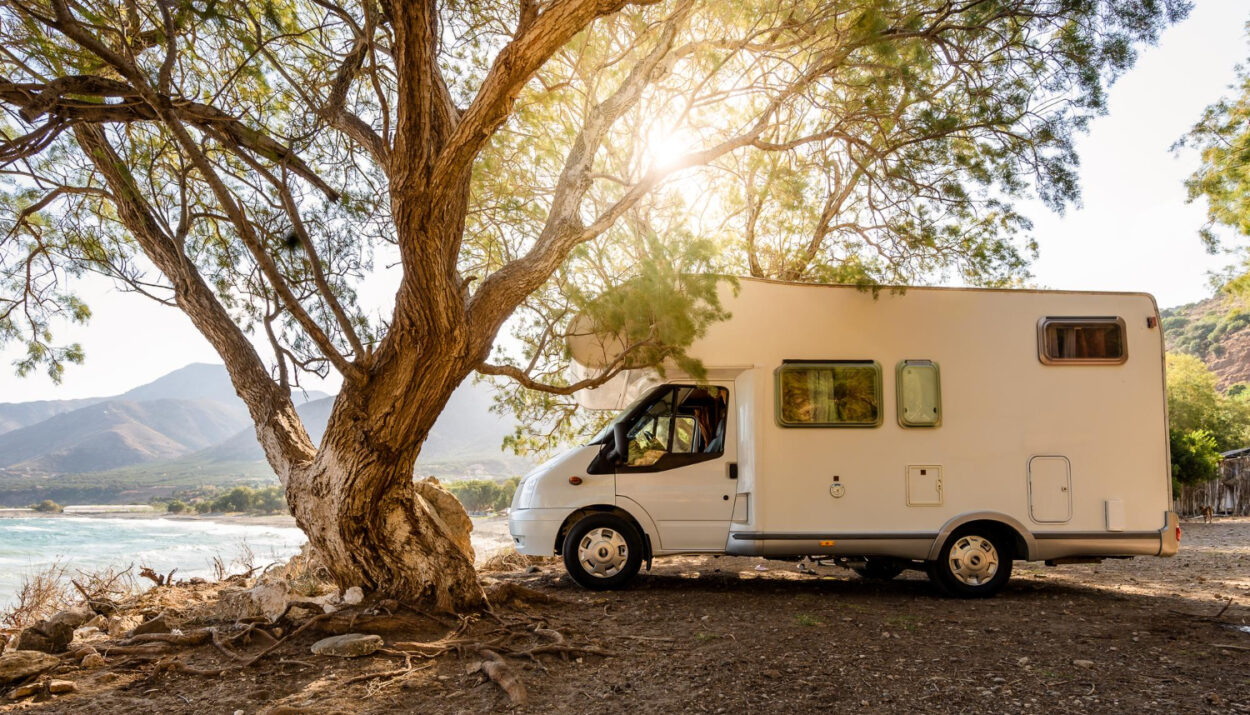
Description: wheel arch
xmin=554 ymin=504 xmax=654 ymax=562
xmin=927 ymin=511 xmax=1035 ymax=561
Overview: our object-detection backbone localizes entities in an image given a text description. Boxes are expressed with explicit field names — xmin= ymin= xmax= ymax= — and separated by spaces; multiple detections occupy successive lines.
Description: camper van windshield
xmin=588 ymin=387 xmax=666 ymax=445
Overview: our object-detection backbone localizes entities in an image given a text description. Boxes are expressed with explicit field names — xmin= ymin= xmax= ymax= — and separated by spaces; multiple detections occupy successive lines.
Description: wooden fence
xmin=1174 ymin=451 xmax=1250 ymax=516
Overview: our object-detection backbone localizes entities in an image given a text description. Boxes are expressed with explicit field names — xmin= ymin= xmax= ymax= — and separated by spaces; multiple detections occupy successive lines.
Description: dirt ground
xmin=4 ymin=518 xmax=1248 ymax=714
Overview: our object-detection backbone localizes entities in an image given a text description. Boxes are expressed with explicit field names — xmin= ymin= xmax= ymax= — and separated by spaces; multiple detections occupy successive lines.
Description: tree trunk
xmin=287 ymin=418 xmax=485 ymax=612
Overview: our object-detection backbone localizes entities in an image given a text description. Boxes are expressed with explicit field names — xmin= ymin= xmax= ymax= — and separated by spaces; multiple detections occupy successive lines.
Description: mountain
xmin=0 ymin=364 xmax=532 ymax=504
xmin=0 ymin=399 xmax=251 ymax=474
xmin=1162 ymin=295 xmax=1250 ymax=388
xmin=0 ymin=363 xmax=328 ymax=438
xmin=0 ymin=397 xmax=107 ymax=435
xmin=134 ymin=380 xmax=531 ymax=481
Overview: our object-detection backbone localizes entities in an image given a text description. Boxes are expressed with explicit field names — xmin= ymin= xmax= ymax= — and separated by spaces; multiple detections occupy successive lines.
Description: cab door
xmin=614 ymin=385 xmax=736 ymax=551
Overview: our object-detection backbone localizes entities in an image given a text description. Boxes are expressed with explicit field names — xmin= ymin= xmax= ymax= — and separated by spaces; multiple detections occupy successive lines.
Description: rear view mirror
xmin=612 ymin=422 xmax=629 ymax=463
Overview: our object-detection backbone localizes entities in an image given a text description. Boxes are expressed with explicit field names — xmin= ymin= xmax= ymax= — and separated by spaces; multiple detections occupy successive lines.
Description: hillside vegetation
xmin=1163 ymin=295 xmax=1250 ymax=389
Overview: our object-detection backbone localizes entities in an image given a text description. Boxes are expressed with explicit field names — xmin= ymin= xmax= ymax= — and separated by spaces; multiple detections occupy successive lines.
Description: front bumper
xmin=508 ymin=508 xmax=566 ymax=557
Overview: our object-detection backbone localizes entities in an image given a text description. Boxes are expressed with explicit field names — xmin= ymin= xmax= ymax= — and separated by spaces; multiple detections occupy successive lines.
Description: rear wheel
xmin=928 ymin=527 xmax=1013 ymax=598
xmin=852 ymin=558 xmax=905 ymax=580
xmin=561 ymin=513 xmax=643 ymax=590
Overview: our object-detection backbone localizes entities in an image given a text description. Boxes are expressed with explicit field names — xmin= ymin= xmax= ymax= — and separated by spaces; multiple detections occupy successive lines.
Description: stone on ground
xmin=0 ymin=651 xmax=60 ymax=684
xmin=310 ymin=633 xmax=383 ymax=658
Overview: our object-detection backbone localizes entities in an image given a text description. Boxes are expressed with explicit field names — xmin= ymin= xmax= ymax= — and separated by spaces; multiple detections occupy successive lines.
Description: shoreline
xmin=0 ymin=506 xmax=299 ymax=527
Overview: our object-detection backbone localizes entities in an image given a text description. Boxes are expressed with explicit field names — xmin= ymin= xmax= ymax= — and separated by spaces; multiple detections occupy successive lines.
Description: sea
xmin=0 ymin=516 xmax=307 ymax=610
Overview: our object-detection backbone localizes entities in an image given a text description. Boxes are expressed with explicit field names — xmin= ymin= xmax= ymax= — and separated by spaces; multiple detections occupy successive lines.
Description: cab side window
xmin=623 ymin=386 xmax=729 ymax=470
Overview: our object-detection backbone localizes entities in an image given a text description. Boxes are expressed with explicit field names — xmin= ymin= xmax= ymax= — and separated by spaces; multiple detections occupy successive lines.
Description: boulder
xmin=413 ymin=477 xmax=475 ymax=563
xmin=0 ymin=651 xmax=60 ymax=684
xmin=107 ymin=614 xmax=141 ymax=638
xmin=131 ymin=613 xmax=172 ymax=636
xmin=79 ymin=648 xmax=105 ymax=669
xmin=216 ymin=582 xmax=290 ymax=623
xmin=310 ymin=633 xmax=383 ymax=658
xmin=15 ymin=608 xmax=94 ymax=653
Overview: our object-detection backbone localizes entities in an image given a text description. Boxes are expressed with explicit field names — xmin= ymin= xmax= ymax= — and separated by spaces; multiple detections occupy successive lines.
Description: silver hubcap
xmin=577 ymin=527 xmax=628 ymax=578
xmin=948 ymin=535 xmax=999 ymax=586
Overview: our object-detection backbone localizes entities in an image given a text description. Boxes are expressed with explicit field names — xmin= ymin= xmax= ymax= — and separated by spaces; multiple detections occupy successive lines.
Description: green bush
xmin=445 ymin=477 xmax=521 ymax=514
xmin=30 ymin=499 xmax=63 ymax=513
xmin=1170 ymin=428 xmax=1220 ymax=497
xmin=166 ymin=500 xmax=188 ymax=514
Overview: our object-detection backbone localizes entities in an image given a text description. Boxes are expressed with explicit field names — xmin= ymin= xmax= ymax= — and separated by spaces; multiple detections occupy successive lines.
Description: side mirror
xmin=612 ymin=422 xmax=629 ymax=463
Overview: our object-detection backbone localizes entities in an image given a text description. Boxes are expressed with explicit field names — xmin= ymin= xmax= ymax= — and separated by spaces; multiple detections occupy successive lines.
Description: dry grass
xmin=480 ymin=547 xmax=551 ymax=573
xmin=2 ymin=562 xmax=73 ymax=630
xmin=268 ymin=543 xmax=335 ymax=597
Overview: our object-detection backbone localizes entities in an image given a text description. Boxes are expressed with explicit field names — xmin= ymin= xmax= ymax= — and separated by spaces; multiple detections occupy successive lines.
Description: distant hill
xmin=0 ymin=399 xmax=251 ymax=474
xmin=1162 ymin=295 xmax=1250 ymax=388
xmin=0 ymin=364 xmax=532 ymax=505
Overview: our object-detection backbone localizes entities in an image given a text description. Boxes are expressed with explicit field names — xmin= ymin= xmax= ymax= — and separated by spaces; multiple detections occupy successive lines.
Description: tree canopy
xmin=0 ymin=0 xmax=1189 ymax=607
xmin=1180 ymin=21 xmax=1250 ymax=251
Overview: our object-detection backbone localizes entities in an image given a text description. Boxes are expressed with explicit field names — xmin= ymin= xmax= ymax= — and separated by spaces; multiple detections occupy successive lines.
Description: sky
xmin=1 ymin=0 xmax=1248 ymax=403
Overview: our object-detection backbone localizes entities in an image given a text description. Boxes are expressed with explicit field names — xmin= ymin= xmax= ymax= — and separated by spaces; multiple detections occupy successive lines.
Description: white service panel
xmin=906 ymin=465 xmax=943 ymax=506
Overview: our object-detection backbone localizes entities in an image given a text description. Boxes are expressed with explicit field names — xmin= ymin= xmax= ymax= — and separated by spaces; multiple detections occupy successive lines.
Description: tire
xmin=561 ymin=513 xmax=643 ymax=590
xmin=928 ymin=526 xmax=1013 ymax=598
xmin=852 ymin=558 xmax=905 ymax=581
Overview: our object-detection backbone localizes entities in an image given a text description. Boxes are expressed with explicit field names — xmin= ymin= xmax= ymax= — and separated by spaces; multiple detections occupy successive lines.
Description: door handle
xmin=727 ymin=462 xmax=738 ymax=480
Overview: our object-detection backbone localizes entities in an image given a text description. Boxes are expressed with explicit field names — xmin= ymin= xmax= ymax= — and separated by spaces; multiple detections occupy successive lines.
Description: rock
xmin=762 ymin=669 xmax=781 ymax=678
xmin=15 ymin=608 xmax=94 ymax=653
xmin=83 ymin=614 xmax=107 ymax=630
xmin=71 ymin=626 xmax=107 ymax=645
xmin=524 ymin=565 xmax=541 ymax=574
xmin=310 ymin=633 xmax=384 ymax=658
xmin=1072 ymin=659 xmax=1095 ymax=669
xmin=1017 ymin=657 xmax=1030 ymax=666
xmin=131 ymin=613 xmax=172 ymax=636
xmin=12 ymin=629 xmax=57 ymax=654
xmin=80 ymin=650 xmax=106 ymax=669
xmin=342 ymin=586 xmax=364 ymax=606
xmin=217 ymin=581 xmax=290 ymax=622
xmin=0 ymin=651 xmax=60 ymax=684
xmin=10 ymin=679 xmax=78 ymax=699
xmin=107 ymin=614 xmax=141 ymax=637
xmin=413 ymin=477 xmax=475 ymax=562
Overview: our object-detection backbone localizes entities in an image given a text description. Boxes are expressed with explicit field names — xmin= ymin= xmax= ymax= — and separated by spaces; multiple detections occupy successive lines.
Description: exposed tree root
xmin=479 ymin=649 xmax=527 ymax=706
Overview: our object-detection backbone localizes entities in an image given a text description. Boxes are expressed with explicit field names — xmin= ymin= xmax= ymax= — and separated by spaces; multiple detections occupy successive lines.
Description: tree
xmin=166 ymin=499 xmax=188 ymax=514
xmin=1166 ymin=352 xmax=1250 ymax=451
xmin=1169 ymin=428 xmax=1218 ymax=497
xmin=1180 ymin=22 xmax=1250 ymax=250
xmin=30 ymin=499 xmax=62 ymax=513
xmin=0 ymin=0 xmax=1184 ymax=610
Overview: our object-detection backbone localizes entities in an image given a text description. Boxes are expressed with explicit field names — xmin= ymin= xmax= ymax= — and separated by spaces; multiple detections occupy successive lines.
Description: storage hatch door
xmin=906 ymin=465 xmax=943 ymax=506
xmin=1028 ymin=455 xmax=1072 ymax=523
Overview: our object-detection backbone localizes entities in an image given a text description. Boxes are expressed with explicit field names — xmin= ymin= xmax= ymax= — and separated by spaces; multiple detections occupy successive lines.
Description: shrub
xmin=166 ymin=500 xmax=188 ymax=514
xmin=30 ymin=499 xmax=63 ymax=513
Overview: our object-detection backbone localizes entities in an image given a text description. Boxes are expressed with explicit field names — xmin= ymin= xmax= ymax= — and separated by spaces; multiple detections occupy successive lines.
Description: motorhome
xmin=508 ymin=279 xmax=1180 ymax=597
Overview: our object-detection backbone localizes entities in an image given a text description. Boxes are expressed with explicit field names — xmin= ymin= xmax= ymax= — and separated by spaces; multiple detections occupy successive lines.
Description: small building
xmin=1176 ymin=447 xmax=1250 ymax=516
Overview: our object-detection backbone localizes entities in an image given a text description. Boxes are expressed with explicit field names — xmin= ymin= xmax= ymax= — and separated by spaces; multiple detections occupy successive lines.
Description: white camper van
xmin=508 ymin=279 xmax=1180 ymax=597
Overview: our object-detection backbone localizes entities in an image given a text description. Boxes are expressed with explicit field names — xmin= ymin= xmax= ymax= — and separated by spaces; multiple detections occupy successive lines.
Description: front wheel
xmin=928 ymin=527 xmax=1013 ymax=598
xmin=561 ymin=513 xmax=643 ymax=590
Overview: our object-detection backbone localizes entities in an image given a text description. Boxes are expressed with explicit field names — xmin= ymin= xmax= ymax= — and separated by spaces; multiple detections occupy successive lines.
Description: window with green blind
xmin=775 ymin=361 xmax=882 ymax=427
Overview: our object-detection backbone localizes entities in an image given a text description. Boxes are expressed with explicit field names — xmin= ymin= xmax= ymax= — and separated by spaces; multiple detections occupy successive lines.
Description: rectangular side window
xmin=776 ymin=361 xmax=882 ymax=427
xmin=1038 ymin=317 xmax=1127 ymax=365
xmin=897 ymin=360 xmax=941 ymax=427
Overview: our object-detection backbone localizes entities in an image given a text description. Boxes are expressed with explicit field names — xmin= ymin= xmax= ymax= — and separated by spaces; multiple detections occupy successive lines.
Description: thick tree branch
xmin=74 ymin=124 xmax=315 ymax=472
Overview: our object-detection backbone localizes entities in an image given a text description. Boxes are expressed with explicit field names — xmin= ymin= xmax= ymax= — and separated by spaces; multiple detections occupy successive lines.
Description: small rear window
xmin=1038 ymin=317 xmax=1126 ymax=365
